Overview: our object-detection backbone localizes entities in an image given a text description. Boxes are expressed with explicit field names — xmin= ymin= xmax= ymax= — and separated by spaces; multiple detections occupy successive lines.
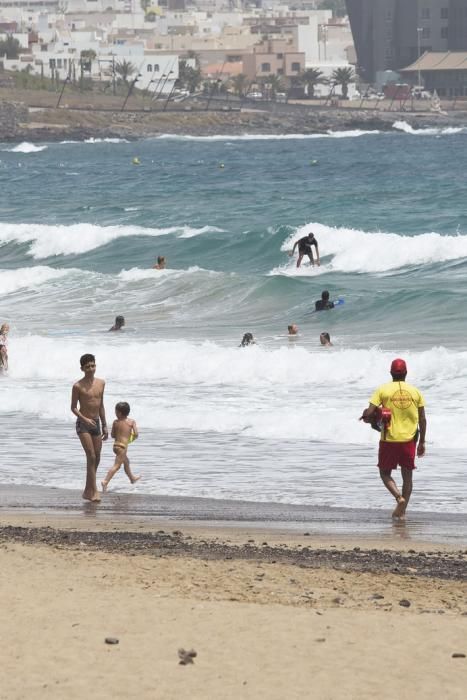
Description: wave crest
xmin=2 ymin=142 xmax=47 ymax=153
xmin=0 ymin=222 xmax=224 ymax=259
xmin=393 ymin=120 xmax=465 ymax=136
xmin=276 ymin=222 xmax=467 ymax=274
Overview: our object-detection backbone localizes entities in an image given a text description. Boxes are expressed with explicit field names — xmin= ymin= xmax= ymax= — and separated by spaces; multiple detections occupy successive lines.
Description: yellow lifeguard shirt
xmin=369 ymin=381 xmax=425 ymax=443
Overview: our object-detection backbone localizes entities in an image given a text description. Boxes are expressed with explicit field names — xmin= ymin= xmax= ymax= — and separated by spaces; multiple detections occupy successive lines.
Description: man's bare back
xmin=113 ymin=417 xmax=137 ymax=446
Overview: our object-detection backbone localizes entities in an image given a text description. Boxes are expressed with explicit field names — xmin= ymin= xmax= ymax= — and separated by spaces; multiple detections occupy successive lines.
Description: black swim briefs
xmin=76 ymin=416 xmax=102 ymax=437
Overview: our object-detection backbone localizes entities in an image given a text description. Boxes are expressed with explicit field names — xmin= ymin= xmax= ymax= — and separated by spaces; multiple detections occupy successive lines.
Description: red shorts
xmin=378 ymin=440 xmax=416 ymax=472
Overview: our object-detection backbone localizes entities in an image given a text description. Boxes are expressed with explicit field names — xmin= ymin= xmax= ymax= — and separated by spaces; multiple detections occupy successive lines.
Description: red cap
xmin=390 ymin=358 xmax=407 ymax=375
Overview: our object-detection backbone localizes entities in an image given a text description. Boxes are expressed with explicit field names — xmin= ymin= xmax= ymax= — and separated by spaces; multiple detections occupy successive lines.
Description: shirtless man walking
xmin=71 ymin=353 xmax=108 ymax=502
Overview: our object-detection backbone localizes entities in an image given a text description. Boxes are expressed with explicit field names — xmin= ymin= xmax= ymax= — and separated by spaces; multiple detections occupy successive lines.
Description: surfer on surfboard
xmin=289 ymin=232 xmax=320 ymax=268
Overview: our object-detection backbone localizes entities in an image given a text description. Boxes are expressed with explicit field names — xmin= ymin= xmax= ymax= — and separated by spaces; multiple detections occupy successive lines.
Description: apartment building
xmin=242 ymin=37 xmax=305 ymax=82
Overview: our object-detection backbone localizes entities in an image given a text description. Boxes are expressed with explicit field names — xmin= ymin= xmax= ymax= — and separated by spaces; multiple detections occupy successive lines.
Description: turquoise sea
xmin=1 ymin=121 xmax=467 ymax=514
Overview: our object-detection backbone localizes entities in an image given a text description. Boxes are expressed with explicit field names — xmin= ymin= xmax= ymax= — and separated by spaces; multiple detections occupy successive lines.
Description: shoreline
xmin=1 ymin=483 xmax=467 ymax=546
xmin=2 ymin=91 xmax=467 ymax=142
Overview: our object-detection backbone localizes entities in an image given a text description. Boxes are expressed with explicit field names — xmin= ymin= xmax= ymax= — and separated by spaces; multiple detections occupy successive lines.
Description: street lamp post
xmin=417 ymin=27 xmax=423 ymax=86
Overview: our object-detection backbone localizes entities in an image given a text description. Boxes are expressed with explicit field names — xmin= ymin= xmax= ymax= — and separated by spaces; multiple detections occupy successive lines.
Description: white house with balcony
xmin=2 ymin=25 xmax=179 ymax=94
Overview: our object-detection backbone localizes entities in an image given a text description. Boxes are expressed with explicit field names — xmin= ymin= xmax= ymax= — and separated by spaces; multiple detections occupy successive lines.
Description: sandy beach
xmin=0 ymin=502 xmax=466 ymax=700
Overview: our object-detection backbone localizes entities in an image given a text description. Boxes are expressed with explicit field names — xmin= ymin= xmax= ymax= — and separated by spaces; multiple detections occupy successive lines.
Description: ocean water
xmin=1 ymin=123 xmax=467 ymax=514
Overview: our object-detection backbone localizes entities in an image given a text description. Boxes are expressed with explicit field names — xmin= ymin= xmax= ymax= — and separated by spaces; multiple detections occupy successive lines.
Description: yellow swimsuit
xmin=113 ymin=431 xmax=135 ymax=451
xmin=113 ymin=441 xmax=127 ymax=450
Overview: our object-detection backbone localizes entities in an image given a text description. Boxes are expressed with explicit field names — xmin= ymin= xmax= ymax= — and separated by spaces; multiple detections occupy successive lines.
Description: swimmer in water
xmin=288 ymin=324 xmax=299 ymax=336
xmin=320 ymin=332 xmax=333 ymax=346
xmin=240 ymin=332 xmax=255 ymax=347
xmin=109 ymin=315 xmax=125 ymax=332
xmin=153 ymin=256 xmax=166 ymax=270
xmin=315 ymin=290 xmax=335 ymax=312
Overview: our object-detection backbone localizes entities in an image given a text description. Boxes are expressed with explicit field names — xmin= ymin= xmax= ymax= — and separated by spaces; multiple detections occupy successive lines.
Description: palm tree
xmin=230 ymin=73 xmax=248 ymax=97
xmin=177 ymin=59 xmax=201 ymax=94
xmin=299 ymin=68 xmax=325 ymax=98
xmin=262 ymin=74 xmax=284 ymax=99
xmin=186 ymin=50 xmax=201 ymax=68
xmin=0 ymin=35 xmax=21 ymax=59
xmin=115 ymin=59 xmax=137 ymax=85
xmin=331 ymin=67 xmax=355 ymax=99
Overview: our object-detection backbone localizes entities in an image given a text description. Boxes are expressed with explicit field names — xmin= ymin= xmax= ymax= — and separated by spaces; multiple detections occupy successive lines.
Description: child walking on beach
xmin=101 ymin=402 xmax=140 ymax=492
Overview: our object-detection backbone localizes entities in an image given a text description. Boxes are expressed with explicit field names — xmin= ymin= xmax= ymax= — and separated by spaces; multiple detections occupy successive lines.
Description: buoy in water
xmin=310 ymin=159 xmax=319 ymax=166
xmin=132 ymin=157 xmax=141 ymax=165
xmin=219 ymin=162 xmax=225 ymax=169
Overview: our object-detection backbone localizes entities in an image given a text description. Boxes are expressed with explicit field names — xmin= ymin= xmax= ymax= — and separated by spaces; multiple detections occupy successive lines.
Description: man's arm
xmin=313 ymin=240 xmax=320 ymax=266
xmin=99 ymin=381 xmax=109 ymax=441
xmin=290 ymin=240 xmax=299 ymax=256
xmin=360 ymin=403 xmax=378 ymax=422
xmin=132 ymin=420 xmax=139 ymax=440
xmin=417 ymin=407 xmax=426 ymax=456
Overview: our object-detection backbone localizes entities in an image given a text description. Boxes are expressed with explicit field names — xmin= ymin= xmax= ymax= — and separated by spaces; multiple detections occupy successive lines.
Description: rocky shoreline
xmin=1 ymin=525 xmax=466 ymax=581
xmin=1 ymin=96 xmax=466 ymax=141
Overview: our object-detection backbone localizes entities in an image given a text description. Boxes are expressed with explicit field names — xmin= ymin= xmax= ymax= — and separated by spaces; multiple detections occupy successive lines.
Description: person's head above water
xmin=390 ymin=357 xmax=407 ymax=381
xmin=0 ymin=322 xmax=9 ymax=335
xmin=288 ymin=324 xmax=299 ymax=335
xmin=320 ymin=332 xmax=332 ymax=346
xmin=321 ymin=290 xmax=330 ymax=301
xmin=153 ymin=255 xmax=166 ymax=270
xmin=240 ymin=332 xmax=254 ymax=347
xmin=109 ymin=315 xmax=125 ymax=331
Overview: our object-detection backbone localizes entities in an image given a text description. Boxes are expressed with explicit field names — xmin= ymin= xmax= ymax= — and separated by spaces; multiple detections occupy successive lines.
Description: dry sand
xmin=0 ymin=515 xmax=466 ymax=700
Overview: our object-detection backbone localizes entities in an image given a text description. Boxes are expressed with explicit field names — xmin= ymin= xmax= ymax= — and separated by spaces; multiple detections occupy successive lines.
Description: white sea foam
xmin=59 ymin=137 xmax=130 ymax=144
xmin=276 ymin=222 xmax=467 ymax=274
xmin=84 ymin=137 xmax=130 ymax=144
xmin=118 ymin=265 xmax=207 ymax=281
xmin=324 ymin=129 xmax=380 ymax=138
xmin=393 ymin=120 xmax=465 ymax=136
xmin=0 ymin=266 xmax=71 ymax=294
xmin=157 ymin=130 xmax=380 ymax=141
xmin=1 ymin=337 xmax=466 ymax=450
xmin=0 ymin=263 xmax=215 ymax=295
xmin=0 ymin=222 xmax=223 ymax=258
xmin=3 ymin=142 xmax=48 ymax=153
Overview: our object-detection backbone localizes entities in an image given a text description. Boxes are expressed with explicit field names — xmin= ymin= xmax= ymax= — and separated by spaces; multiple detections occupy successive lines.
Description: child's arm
xmin=111 ymin=420 xmax=116 ymax=439
xmin=131 ymin=419 xmax=139 ymax=440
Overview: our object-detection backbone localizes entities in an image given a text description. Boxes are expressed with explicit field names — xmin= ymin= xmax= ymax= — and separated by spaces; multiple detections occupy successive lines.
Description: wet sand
xmin=1 ymin=483 xmax=467 ymax=545
xmin=0 ymin=508 xmax=466 ymax=700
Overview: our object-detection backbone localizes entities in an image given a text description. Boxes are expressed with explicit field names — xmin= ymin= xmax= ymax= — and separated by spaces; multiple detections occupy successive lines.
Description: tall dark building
xmin=346 ymin=0 xmax=467 ymax=82
xmin=449 ymin=0 xmax=467 ymax=49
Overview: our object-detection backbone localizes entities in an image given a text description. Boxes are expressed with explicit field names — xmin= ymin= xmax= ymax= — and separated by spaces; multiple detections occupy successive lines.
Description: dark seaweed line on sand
xmin=1 ymin=526 xmax=466 ymax=581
